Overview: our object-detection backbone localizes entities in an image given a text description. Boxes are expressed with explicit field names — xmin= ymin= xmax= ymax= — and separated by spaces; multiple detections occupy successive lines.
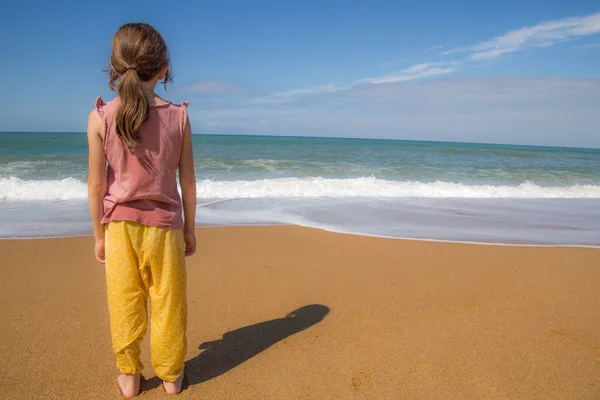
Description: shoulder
xmin=88 ymin=97 xmax=111 ymax=137
xmin=173 ymin=101 xmax=189 ymax=120
xmin=88 ymin=98 xmax=104 ymax=126
xmin=159 ymin=100 xmax=189 ymax=120
xmin=151 ymin=99 xmax=188 ymax=116
xmin=174 ymin=101 xmax=190 ymax=125
xmin=161 ymin=101 xmax=190 ymax=134
xmin=163 ymin=100 xmax=188 ymax=111
xmin=92 ymin=96 xmax=120 ymax=117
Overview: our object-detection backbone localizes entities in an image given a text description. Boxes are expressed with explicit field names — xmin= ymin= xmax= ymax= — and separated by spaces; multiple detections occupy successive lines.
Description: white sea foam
xmin=1 ymin=198 xmax=599 ymax=246
xmin=196 ymin=178 xmax=600 ymax=199
xmin=0 ymin=177 xmax=88 ymax=201
xmin=1 ymin=176 xmax=600 ymax=201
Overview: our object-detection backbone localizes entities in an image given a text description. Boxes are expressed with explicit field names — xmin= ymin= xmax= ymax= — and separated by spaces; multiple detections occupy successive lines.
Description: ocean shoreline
xmin=2 ymin=133 xmax=598 ymax=246
xmin=2 ymin=222 xmax=599 ymax=249
xmin=2 ymin=197 xmax=599 ymax=246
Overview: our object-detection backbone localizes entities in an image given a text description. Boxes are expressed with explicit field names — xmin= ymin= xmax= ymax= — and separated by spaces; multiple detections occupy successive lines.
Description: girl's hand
xmin=95 ymin=239 xmax=106 ymax=264
xmin=184 ymin=229 xmax=196 ymax=257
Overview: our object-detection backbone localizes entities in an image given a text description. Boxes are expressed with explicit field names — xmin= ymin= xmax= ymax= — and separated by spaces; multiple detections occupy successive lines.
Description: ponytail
xmin=115 ymin=68 xmax=149 ymax=148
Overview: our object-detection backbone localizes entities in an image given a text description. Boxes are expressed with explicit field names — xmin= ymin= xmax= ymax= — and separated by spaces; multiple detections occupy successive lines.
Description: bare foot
xmin=117 ymin=373 xmax=140 ymax=398
xmin=163 ymin=373 xmax=184 ymax=395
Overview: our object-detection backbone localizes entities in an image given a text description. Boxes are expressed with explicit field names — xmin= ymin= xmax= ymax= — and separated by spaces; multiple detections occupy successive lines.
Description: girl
xmin=87 ymin=22 xmax=196 ymax=397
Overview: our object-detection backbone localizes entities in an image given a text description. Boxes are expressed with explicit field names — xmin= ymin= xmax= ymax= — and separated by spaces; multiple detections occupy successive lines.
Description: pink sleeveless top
xmin=95 ymin=96 xmax=188 ymax=229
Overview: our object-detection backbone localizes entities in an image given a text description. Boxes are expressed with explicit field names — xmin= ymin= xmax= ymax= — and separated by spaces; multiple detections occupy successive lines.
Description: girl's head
xmin=108 ymin=22 xmax=173 ymax=148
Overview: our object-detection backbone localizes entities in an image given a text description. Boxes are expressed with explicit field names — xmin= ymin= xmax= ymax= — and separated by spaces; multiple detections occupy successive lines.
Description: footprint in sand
xmin=351 ymin=372 xmax=373 ymax=391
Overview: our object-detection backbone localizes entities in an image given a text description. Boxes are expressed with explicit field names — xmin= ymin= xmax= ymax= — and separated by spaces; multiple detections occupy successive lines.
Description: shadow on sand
xmin=142 ymin=304 xmax=330 ymax=392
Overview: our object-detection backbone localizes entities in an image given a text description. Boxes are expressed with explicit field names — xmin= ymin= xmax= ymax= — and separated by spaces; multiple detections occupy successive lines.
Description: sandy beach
xmin=1 ymin=225 xmax=599 ymax=399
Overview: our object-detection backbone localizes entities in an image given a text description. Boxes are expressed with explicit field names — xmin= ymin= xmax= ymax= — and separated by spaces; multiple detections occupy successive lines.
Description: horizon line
xmin=0 ymin=130 xmax=598 ymax=150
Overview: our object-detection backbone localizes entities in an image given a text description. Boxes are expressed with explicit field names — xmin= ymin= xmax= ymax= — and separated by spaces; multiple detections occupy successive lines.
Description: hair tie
xmin=126 ymin=66 xmax=137 ymax=72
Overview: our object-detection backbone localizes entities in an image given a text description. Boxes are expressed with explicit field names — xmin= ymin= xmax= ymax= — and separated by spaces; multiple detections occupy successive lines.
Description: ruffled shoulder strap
xmin=95 ymin=96 xmax=106 ymax=117
xmin=179 ymin=100 xmax=189 ymax=134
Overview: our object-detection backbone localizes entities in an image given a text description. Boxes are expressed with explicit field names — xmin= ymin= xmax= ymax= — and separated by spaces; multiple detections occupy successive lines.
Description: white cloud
xmin=363 ymin=62 xmax=459 ymax=84
xmin=252 ymin=62 xmax=460 ymax=104
xmin=206 ymin=121 xmax=225 ymax=129
xmin=453 ymin=12 xmax=600 ymax=60
xmin=252 ymin=83 xmax=349 ymax=105
xmin=425 ymin=44 xmax=444 ymax=51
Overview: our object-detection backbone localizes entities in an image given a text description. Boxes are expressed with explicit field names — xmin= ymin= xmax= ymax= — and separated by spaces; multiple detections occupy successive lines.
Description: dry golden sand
xmin=0 ymin=225 xmax=599 ymax=399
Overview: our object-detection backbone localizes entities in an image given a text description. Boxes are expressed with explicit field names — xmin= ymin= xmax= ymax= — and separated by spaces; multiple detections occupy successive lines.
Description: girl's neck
xmin=141 ymin=80 xmax=167 ymax=106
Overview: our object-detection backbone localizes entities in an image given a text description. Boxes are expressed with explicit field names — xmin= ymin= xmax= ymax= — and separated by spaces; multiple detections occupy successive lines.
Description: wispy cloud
xmin=362 ymin=62 xmax=459 ymax=84
xmin=426 ymin=44 xmax=444 ymax=51
xmin=206 ymin=121 xmax=225 ymax=129
xmin=251 ymin=83 xmax=348 ymax=105
xmin=253 ymin=62 xmax=460 ymax=104
xmin=251 ymin=12 xmax=600 ymax=104
xmin=177 ymin=79 xmax=247 ymax=94
xmin=447 ymin=12 xmax=600 ymax=60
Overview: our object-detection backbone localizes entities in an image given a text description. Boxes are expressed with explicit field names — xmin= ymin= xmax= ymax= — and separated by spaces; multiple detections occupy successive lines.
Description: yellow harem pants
xmin=105 ymin=221 xmax=187 ymax=382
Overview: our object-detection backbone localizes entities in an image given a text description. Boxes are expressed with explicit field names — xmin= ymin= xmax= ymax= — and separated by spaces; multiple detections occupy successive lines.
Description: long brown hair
xmin=108 ymin=23 xmax=173 ymax=148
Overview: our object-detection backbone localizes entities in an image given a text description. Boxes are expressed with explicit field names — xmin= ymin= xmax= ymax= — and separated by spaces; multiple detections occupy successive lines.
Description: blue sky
xmin=1 ymin=0 xmax=599 ymax=147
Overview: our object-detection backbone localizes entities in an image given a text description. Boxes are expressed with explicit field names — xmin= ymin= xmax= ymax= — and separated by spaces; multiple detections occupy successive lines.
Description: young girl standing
xmin=87 ymin=22 xmax=196 ymax=397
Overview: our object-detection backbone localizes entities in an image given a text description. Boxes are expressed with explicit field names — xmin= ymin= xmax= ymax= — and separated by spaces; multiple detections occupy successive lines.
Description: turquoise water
xmin=1 ymin=132 xmax=599 ymax=245
xmin=1 ymin=132 xmax=599 ymax=187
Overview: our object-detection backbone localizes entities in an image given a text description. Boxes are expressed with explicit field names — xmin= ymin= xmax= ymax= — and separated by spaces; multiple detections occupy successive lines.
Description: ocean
xmin=1 ymin=132 xmax=599 ymax=246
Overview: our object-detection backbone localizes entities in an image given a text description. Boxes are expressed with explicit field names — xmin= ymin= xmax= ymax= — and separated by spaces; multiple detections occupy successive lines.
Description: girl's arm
xmin=179 ymin=117 xmax=197 ymax=256
xmin=87 ymin=110 xmax=107 ymax=263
